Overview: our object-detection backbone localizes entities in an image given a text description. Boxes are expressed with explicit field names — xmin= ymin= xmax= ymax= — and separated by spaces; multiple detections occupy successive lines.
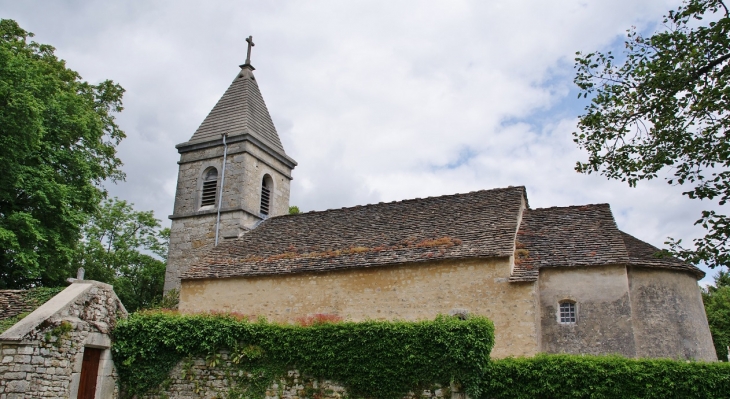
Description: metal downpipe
xmin=214 ymin=134 xmax=228 ymax=246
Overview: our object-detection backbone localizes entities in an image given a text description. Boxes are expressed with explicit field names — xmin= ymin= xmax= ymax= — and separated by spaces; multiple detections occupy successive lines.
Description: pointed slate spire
xmin=180 ymin=37 xmax=292 ymax=164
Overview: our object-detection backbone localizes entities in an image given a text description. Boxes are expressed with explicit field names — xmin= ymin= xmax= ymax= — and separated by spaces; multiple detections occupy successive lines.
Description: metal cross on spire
xmin=245 ymin=35 xmax=255 ymax=65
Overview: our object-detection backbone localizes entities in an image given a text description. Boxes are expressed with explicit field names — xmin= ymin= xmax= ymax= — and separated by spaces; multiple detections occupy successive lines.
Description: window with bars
xmin=201 ymin=168 xmax=218 ymax=207
xmin=260 ymin=175 xmax=272 ymax=215
xmin=559 ymin=301 xmax=576 ymax=324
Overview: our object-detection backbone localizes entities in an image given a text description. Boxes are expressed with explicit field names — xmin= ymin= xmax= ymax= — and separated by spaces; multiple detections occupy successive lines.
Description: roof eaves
xmin=176 ymin=130 xmax=297 ymax=168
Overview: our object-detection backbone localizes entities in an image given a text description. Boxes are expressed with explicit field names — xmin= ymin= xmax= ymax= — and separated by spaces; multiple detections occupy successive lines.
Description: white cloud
xmin=2 ymin=0 xmax=722 ymax=283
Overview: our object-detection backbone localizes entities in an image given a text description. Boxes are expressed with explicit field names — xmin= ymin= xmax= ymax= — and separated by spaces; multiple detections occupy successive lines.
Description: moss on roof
xmin=0 ymin=287 xmax=65 ymax=333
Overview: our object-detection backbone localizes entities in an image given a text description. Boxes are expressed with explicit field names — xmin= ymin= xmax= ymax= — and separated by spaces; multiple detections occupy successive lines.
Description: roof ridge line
xmin=285 ymin=186 xmax=527 ymax=216
xmin=528 ymin=203 xmax=611 ymax=211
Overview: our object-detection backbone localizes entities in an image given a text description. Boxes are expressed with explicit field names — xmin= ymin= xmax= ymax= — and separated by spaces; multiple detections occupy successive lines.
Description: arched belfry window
xmin=260 ymin=175 xmax=273 ymax=216
xmin=201 ymin=168 xmax=218 ymax=207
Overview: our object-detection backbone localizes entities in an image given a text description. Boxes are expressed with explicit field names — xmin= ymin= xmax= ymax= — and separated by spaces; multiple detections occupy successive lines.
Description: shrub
xmin=482 ymin=354 xmax=730 ymax=399
xmin=112 ymin=312 xmax=495 ymax=398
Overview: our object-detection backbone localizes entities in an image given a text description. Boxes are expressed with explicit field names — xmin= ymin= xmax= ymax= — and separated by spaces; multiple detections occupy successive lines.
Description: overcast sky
xmin=1 ymin=0 xmax=723 ymax=283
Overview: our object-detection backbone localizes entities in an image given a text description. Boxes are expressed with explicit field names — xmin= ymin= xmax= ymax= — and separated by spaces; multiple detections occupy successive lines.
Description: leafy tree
xmin=0 ymin=19 xmax=125 ymax=288
xmin=288 ymin=205 xmax=301 ymax=215
xmin=703 ymin=270 xmax=730 ymax=360
xmin=74 ymin=198 xmax=169 ymax=312
xmin=573 ymin=0 xmax=730 ymax=268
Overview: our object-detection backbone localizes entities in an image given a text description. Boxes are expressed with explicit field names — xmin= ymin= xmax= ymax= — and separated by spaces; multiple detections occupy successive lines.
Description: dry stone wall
xmin=142 ymin=352 xmax=459 ymax=399
xmin=0 ymin=282 xmax=126 ymax=398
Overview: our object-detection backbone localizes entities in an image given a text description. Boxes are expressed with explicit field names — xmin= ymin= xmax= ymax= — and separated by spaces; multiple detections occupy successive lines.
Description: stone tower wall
xmin=239 ymin=142 xmax=292 ymax=217
xmin=165 ymin=139 xmax=292 ymax=292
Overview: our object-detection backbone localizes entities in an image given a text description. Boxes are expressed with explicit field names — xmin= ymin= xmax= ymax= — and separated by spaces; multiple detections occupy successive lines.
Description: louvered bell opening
xmin=260 ymin=186 xmax=271 ymax=215
xmin=201 ymin=180 xmax=217 ymax=206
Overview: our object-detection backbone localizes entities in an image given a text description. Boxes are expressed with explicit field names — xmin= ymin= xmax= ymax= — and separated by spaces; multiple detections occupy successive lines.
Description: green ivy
xmin=44 ymin=320 xmax=72 ymax=347
xmin=111 ymin=312 xmax=495 ymax=399
xmin=0 ymin=312 xmax=29 ymax=333
xmin=23 ymin=286 xmax=65 ymax=306
xmin=481 ymin=354 xmax=730 ymax=399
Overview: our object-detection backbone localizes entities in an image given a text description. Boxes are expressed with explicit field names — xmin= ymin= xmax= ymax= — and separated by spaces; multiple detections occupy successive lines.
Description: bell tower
xmin=164 ymin=37 xmax=297 ymax=292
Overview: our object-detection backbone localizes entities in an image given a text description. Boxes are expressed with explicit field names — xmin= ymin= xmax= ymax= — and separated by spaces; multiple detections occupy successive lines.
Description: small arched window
xmin=201 ymin=168 xmax=218 ymax=207
xmin=559 ymin=301 xmax=576 ymax=324
xmin=260 ymin=175 xmax=273 ymax=215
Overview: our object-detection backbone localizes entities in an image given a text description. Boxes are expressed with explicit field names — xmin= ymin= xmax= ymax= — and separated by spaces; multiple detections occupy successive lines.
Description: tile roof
xmin=621 ymin=231 xmax=705 ymax=279
xmin=181 ymin=67 xmax=286 ymax=158
xmin=513 ymin=204 xmax=628 ymax=279
xmin=182 ymin=187 xmax=704 ymax=282
xmin=512 ymin=204 xmax=704 ymax=281
xmin=182 ymin=186 xmax=527 ymax=280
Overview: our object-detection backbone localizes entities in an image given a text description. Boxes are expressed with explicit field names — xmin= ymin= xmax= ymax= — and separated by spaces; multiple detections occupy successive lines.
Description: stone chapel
xmin=164 ymin=46 xmax=717 ymax=361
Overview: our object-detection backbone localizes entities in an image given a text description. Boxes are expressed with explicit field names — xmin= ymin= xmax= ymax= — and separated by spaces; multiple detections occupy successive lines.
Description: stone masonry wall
xmin=167 ymin=213 xmax=220 ymax=293
xmin=539 ymin=265 xmax=636 ymax=357
xmin=628 ymin=267 xmax=717 ymax=360
xmin=172 ymin=140 xmax=291 ymax=218
xmin=538 ymin=265 xmax=716 ymax=361
xmin=181 ymin=257 xmax=539 ymax=359
xmin=142 ymin=352 xmax=460 ymax=399
xmin=0 ymin=283 xmax=125 ymax=398
xmin=240 ymin=142 xmax=292 ymax=218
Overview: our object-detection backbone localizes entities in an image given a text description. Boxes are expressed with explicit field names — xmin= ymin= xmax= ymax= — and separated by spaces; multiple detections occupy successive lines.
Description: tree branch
xmin=719 ymin=0 xmax=729 ymax=17
xmin=690 ymin=52 xmax=730 ymax=82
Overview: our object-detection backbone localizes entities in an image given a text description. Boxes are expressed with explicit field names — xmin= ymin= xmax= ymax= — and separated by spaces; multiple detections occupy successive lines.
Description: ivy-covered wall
xmin=113 ymin=312 xmax=730 ymax=399
xmin=144 ymin=359 xmax=455 ymax=399
xmin=111 ymin=312 xmax=494 ymax=399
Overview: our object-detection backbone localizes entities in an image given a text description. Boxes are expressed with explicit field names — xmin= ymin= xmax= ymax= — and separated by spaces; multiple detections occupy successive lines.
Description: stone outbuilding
xmin=0 ymin=281 xmax=127 ymax=398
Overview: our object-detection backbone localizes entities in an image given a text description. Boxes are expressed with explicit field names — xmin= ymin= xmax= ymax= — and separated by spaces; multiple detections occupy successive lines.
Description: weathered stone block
xmin=18 ymin=365 xmax=32 ymax=372
xmin=5 ymin=380 xmax=28 ymax=393
xmin=12 ymin=356 xmax=29 ymax=364
xmin=15 ymin=347 xmax=32 ymax=356
xmin=2 ymin=371 xmax=25 ymax=380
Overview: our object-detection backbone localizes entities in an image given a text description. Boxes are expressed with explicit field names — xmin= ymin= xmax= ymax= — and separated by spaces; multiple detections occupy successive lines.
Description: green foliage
xmin=481 ymin=354 xmax=730 ymax=399
xmin=0 ymin=19 xmax=126 ymax=288
xmin=155 ymin=288 xmax=180 ymax=310
xmin=111 ymin=312 xmax=495 ymax=399
xmin=573 ymin=0 xmax=730 ymax=268
xmin=74 ymin=198 xmax=169 ymax=312
xmin=0 ymin=312 xmax=28 ymax=334
xmin=703 ymin=270 xmax=730 ymax=360
xmin=44 ymin=320 xmax=72 ymax=347
xmin=288 ymin=205 xmax=301 ymax=215
xmin=22 ymin=286 xmax=64 ymax=306
xmin=111 ymin=312 xmax=730 ymax=399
